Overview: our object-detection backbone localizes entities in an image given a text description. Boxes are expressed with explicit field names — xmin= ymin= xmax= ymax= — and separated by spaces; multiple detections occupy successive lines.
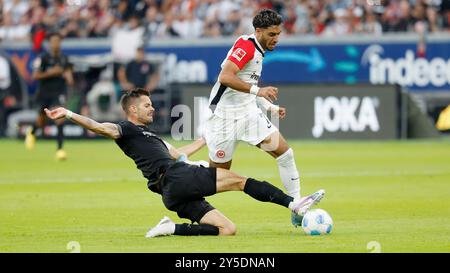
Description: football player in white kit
xmin=204 ymin=9 xmax=325 ymax=227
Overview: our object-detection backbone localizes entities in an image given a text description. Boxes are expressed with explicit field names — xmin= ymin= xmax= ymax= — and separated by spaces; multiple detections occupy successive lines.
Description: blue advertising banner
xmin=4 ymin=39 xmax=450 ymax=93
xmin=262 ymin=42 xmax=450 ymax=92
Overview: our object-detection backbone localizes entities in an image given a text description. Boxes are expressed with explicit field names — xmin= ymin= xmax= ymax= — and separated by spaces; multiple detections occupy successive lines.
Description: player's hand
xmin=44 ymin=107 xmax=67 ymax=120
xmin=276 ymin=106 xmax=286 ymax=119
xmin=269 ymin=106 xmax=286 ymax=119
xmin=258 ymin=86 xmax=278 ymax=103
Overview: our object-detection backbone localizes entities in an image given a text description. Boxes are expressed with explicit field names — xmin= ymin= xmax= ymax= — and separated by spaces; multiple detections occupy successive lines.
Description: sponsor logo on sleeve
xmin=232 ymin=48 xmax=247 ymax=62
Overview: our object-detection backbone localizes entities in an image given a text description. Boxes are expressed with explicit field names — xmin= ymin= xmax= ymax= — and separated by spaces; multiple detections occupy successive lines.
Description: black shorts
xmin=160 ymin=162 xmax=217 ymax=223
xmin=35 ymin=94 xmax=66 ymax=111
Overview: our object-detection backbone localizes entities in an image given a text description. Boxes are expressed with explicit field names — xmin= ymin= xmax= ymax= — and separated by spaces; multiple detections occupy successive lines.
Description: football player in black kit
xmin=44 ymin=88 xmax=324 ymax=237
xmin=25 ymin=32 xmax=74 ymax=161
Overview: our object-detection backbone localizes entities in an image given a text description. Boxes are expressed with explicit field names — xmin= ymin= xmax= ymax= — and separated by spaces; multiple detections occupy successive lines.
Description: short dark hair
xmin=47 ymin=32 xmax=62 ymax=40
xmin=253 ymin=9 xmax=283 ymax=29
xmin=120 ymin=88 xmax=150 ymax=113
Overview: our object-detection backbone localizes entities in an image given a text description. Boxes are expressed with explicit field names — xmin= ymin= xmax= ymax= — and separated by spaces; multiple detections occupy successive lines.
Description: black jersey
xmin=35 ymin=51 xmax=70 ymax=98
xmin=115 ymin=120 xmax=174 ymax=188
xmin=125 ymin=60 xmax=157 ymax=88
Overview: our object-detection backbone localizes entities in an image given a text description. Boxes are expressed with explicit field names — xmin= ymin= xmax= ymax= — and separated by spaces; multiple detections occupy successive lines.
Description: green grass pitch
xmin=0 ymin=139 xmax=449 ymax=253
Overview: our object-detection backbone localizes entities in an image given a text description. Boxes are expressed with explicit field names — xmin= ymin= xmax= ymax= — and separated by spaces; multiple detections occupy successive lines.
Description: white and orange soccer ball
xmin=301 ymin=209 xmax=333 ymax=236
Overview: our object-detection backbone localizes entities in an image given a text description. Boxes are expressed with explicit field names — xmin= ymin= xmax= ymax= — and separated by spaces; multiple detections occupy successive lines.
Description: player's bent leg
xmin=258 ymin=131 xmax=304 ymax=227
xmin=257 ymin=131 xmax=300 ymax=199
xmin=257 ymin=130 xmax=289 ymax=158
xmin=215 ymin=168 xmax=246 ymax=192
xmin=146 ymin=200 xmax=224 ymax=237
xmin=25 ymin=111 xmax=46 ymax=150
xmin=36 ymin=109 xmax=47 ymax=129
xmin=146 ymin=209 xmax=237 ymax=237
xmin=215 ymin=168 xmax=296 ymax=210
xmin=199 ymin=209 xmax=237 ymax=236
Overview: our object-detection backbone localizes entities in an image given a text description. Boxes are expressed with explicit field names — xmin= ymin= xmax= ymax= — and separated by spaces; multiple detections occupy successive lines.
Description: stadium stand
xmin=1 ymin=0 xmax=450 ymax=43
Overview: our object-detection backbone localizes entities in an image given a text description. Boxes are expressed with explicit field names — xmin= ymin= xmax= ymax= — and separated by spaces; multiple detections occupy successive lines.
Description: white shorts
xmin=204 ymin=109 xmax=278 ymax=163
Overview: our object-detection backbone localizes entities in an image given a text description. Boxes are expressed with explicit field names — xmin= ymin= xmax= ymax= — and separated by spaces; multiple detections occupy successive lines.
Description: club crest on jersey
xmin=232 ymin=48 xmax=247 ymax=61
xmin=216 ymin=150 xmax=226 ymax=158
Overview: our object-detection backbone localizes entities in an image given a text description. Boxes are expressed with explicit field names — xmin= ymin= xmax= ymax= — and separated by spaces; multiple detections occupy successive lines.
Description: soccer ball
xmin=301 ymin=209 xmax=333 ymax=235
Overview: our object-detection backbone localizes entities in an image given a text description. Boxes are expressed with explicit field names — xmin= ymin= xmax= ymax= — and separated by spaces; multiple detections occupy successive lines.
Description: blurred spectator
xmin=3 ymin=0 xmax=29 ymax=25
xmin=0 ymin=12 xmax=30 ymax=41
xmin=0 ymin=53 xmax=11 ymax=136
xmin=381 ymin=0 xmax=406 ymax=32
xmin=203 ymin=17 xmax=222 ymax=37
xmin=233 ymin=0 xmax=257 ymax=35
xmin=323 ymin=8 xmax=353 ymax=36
xmin=0 ymin=49 xmax=26 ymax=137
xmin=143 ymin=4 xmax=162 ymax=39
xmin=220 ymin=6 xmax=240 ymax=36
xmin=111 ymin=14 xmax=144 ymax=62
xmin=173 ymin=10 xmax=204 ymax=38
xmin=155 ymin=10 xmax=180 ymax=37
xmin=442 ymin=0 xmax=450 ymax=29
xmin=358 ymin=11 xmax=383 ymax=35
xmin=1 ymin=0 xmax=450 ymax=42
xmin=293 ymin=0 xmax=310 ymax=34
xmin=117 ymin=46 xmax=160 ymax=93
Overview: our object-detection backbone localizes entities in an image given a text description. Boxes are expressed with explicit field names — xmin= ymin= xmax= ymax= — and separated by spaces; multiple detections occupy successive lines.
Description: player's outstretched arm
xmin=44 ymin=107 xmax=121 ymax=139
xmin=163 ymin=138 xmax=206 ymax=159
xmin=176 ymin=137 xmax=206 ymax=157
xmin=162 ymin=138 xmax=209 ymax=167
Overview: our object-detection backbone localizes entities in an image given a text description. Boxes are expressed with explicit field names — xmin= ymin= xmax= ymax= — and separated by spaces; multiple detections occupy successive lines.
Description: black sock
xmin=31 ymin=125 xmax=37 ymax=135
xmin=174 ymin=223 xmax=219 ymax=236
xmin=244 ymin=178 xmax=293 ymax=208
xmin=57 ymin=124 xmax=64 ymax=150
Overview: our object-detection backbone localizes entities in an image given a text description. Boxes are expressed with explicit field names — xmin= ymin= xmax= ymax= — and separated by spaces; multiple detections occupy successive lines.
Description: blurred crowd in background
xmin=1 ymin=0 xmax=450 ymax=43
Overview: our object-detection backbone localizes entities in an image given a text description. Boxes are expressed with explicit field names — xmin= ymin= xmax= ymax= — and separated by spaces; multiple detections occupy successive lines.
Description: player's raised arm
xmin=219 ymin=60 xmax=278 ymax=103
xmin=44 ymin=107 xmax=121 ymax=139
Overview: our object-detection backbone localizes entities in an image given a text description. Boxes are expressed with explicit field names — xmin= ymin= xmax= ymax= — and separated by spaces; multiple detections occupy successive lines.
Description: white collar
xmin=250 ymin=33 xmax=265 ymax=54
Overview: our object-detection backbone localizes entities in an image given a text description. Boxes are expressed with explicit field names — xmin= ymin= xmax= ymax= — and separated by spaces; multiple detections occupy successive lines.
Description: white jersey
xmin=208 ymin=34 xmax=265 ymax=119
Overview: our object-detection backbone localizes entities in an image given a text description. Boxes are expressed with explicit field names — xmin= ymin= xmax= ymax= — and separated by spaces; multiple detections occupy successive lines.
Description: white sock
xmin=276 ymin=148 xmax=301 ymax=199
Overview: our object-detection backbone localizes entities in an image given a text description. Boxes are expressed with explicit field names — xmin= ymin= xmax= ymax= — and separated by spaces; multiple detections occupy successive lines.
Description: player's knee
xmin=238 ymin=177 xmax=247 ymax=191
xmin=231 ymin=173 xmax=247 ymax=191
xmin=221 ymin=222 xmax=237 ymax=236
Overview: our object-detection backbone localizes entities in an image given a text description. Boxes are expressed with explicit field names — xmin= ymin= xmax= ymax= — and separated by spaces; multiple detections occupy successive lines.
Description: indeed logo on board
xmin=312 ymin=96 xmax=380 ymax=138
xmin=366 ymin=47 xmax=450 ymax=87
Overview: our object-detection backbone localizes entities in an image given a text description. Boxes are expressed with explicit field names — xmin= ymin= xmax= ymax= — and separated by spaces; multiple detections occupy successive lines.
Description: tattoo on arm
xmin=70 ymin=114 xmax=120 ymax=139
